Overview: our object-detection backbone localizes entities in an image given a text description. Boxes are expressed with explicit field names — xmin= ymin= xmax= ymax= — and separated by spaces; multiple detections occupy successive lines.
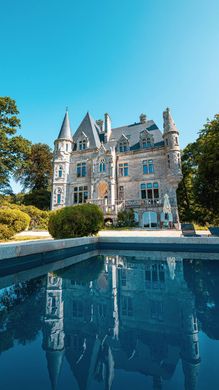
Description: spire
xmin=163 ymin=107 xmax=179 ymax=134
xmin=46 ymin=350 xmax=65 ymax=390
xmin=57 ymin=109 xmax=72 ymax=140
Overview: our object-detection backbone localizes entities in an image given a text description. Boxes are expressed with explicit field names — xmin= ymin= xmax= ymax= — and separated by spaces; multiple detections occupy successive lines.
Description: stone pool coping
xmin=0 ymin=235 xmax=219 ymax=261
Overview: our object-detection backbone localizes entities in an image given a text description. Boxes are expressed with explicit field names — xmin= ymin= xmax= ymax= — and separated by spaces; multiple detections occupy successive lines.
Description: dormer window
xmin=142 ymin=137 xmax=152 ymax=148
xmin=140 ymin=130 xmax=154 ymax=149
xmin=117 ymin=134 xmax=129 ymax=152
xmin=79 ymin=139 xmax=87 ymax=150
xmin=119 ymin=141 xmax=129 ymax=152
xmin=99 ymin=159 xmax=106 ymax=173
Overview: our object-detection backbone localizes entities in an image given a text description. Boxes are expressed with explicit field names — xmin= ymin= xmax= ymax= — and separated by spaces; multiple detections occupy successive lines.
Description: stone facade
xmin=51 ymin=108 xmax=182 ymax=228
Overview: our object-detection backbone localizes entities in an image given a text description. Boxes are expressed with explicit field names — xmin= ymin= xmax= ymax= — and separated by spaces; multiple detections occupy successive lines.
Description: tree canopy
xmin=15 ymin=143 xmax=53 ymax=191
xmin=177 ymin=114 xmax=219 ymax=225
xmin=0 ymin=97 xmax=31 ymax=194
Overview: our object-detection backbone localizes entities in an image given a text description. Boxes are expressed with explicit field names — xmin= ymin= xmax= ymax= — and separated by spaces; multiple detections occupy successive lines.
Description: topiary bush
xmin=48 ymin=204 xmax=104 ymax=239
xmin=0 ymin=209 xmax=31 ymax=234
xmin=0 ymin=224 xmax=15 ymax=240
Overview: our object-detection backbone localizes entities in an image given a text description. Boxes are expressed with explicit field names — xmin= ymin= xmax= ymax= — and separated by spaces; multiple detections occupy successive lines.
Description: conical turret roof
xmin=57 ymin=110 xmax=73 ymax=140
xmin=163 ymin=107 xmax=179 ymax=134
xmin=46 ymin=349 xmax=65 ymax=390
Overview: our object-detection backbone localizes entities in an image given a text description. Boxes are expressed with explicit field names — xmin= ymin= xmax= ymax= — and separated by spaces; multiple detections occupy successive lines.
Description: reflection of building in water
xmin=42 ymin=274 xmax=65 ymax=390
xmin=42 ymin=256 xmax=200 ymax=390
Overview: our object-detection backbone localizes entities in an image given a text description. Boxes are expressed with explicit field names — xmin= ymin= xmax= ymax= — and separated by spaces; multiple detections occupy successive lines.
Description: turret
xmin=52 ymin=110 xmax=73 ymax=209
xmin=181 ymin=305 xmax=201 ymax=390
xmin=42 ymin=273 xmax=65 ymax=390
xmin=54 ymin=109 xmax=73 ymax=154
xmin=163 ymin=108 xmax=182 ymax=177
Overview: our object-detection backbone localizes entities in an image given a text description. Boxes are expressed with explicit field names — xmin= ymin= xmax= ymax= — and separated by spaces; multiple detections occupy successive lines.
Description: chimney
xmin=140 ymin=113 xmax=147 ymax=124
xmin=96 ymin=119 xmax=104 ymax=132
xmin=104 ymin=113 xmax=112 ymax=141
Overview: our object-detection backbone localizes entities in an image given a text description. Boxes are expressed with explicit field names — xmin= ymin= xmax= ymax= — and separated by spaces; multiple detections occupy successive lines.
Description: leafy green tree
xmin=15 ymin=143 xmax=53 ymax=191
xmin=177 ymin=114 xmax=219 ymax=225
xmin=22 ymin=189 xmax=51 ymax=210
xmin=0 ymin=97 xmax=31 ymax=193
xmin=194 ymin=115 xmax=219 ymax=218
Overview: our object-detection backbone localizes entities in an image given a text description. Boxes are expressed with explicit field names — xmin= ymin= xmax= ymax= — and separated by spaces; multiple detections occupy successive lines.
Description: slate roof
xmin=73 ymin=112 xmax=101 ymax=149
xmin=57 ymin=111 xmax=73 ymax=140
xmin=106 ymin=120 xmax=163 ymax=150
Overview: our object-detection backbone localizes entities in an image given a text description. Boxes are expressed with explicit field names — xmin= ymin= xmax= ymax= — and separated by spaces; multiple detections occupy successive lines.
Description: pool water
xmin=1 ymin=253 xmax=219 ymax=390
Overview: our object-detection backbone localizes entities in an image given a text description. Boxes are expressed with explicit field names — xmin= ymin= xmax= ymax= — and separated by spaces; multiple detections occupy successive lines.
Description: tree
xmin=194 ymin=115 xmax=219 ymax=217
xmin=177 ymin=114 xmax=219 ymax=225
xmin=0 ymin=97 xmax=31 ymax=193
xmin=15 ymin=143 xmax=53 ymax=191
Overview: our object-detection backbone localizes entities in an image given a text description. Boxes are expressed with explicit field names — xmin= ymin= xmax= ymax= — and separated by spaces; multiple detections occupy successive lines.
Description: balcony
xmin=86 ymin=199 xmax=124 ymax=216
xmin=124 ymin=199 xmax=163 ymax=208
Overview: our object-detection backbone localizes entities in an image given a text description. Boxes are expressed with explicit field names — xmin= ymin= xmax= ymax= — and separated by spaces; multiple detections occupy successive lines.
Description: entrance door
xmin=142 ymin=211 xmax=158 ymax=228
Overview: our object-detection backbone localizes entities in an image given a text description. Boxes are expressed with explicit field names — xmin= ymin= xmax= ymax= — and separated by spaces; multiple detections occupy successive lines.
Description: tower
xmin=163 ymin=108 xmax=183 ymax=226
xmin=42 ymin=273 xmax=65 ymax=390
xmin=181 ymin=303 xmax=201 ymax=390
xmin=163 ymin=107 xmax=182 ymax=180
xmin=52 ymin=110 xmax=73 ymax=209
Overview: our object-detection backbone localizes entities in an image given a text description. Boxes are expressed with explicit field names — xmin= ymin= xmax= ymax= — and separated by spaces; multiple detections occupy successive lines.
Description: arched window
xmin=58 ymin=166 xmax=63 ymax=178
xmin=56 ymin=188 xmax=62 ymax=204
xmin=99 ymin=159 xmax=106 ymax=173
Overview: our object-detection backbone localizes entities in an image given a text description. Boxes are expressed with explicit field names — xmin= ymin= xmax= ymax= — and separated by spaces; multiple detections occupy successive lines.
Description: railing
xmin=124 ymin=199 xmax=162 ymax=208
xmin=86 ymin=197 xmax=177 ymax=214
xmin=86 ymin=199 xmax=124 ymax=216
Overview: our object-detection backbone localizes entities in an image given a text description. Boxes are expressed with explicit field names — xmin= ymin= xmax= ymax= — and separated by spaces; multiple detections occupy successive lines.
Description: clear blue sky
xmin=1 ymin=0 xmax=219 ymax=151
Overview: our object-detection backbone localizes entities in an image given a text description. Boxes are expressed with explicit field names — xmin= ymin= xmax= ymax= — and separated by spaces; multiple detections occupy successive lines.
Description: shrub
xmin=0 ymin=203 xmax=50 ymax=230
xmin=0 ymin=209 xmax=31 ymax=234
xmin=19 ymin=205 xmax=50 ymax=230
xmin=0 ymin=224 xmax=15 ymax=240
xmin=48 ymin=204 xmax=104 ymax=239
xmin=117 ymin=208 xmax=136 ymax=227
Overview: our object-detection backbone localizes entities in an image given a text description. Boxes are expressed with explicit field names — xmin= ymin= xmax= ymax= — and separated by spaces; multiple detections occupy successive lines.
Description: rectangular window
xmin=121 ymin=269 xmax=127 ymax=286
xmin=73 ymin=186 xmax=89 ymax=204
xmin=119 ymin=163 xmax=129 ymax=176
xmin=77 ymin=162 xmax=87 ymax=177
xmin=57 ymin=194 xmax=61 ymax=204
xmin=143 ymin=160 xmax=154 ymax=174
xmin=148 ymin=160 xmax=154 ymax=173
xmin=72 ymin=300 xmax=83 ymax=318
xmin=122 ymin=296 xmax=133 ymax=317
xmin=140 ymin=182 xmax=159 ymax=201
xmin=119 ymin=186 xmax=124 ymax=200
xmin=150 ymin=300 xmax=163 ymax=321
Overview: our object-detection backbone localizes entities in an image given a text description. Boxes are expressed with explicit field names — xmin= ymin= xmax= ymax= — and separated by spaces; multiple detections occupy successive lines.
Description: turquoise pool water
xmin=1 ymin=253 xmax=219 ymax=389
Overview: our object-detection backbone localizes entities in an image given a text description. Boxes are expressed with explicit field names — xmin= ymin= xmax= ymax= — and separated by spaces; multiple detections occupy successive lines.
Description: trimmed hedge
xmin=0 ymin=209 xmax=31 ymax=235
xmin=48 ymin=204 xmax=104 ymax=239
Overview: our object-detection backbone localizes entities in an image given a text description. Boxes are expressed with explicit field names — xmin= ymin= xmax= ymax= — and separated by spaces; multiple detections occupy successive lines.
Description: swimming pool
xmin=0 ymin=252 xmax=219 ymax=389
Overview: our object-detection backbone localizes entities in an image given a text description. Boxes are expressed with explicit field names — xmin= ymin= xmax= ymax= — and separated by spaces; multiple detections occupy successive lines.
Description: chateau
xmin=51 ymin=108 xmax=182 ymax=228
